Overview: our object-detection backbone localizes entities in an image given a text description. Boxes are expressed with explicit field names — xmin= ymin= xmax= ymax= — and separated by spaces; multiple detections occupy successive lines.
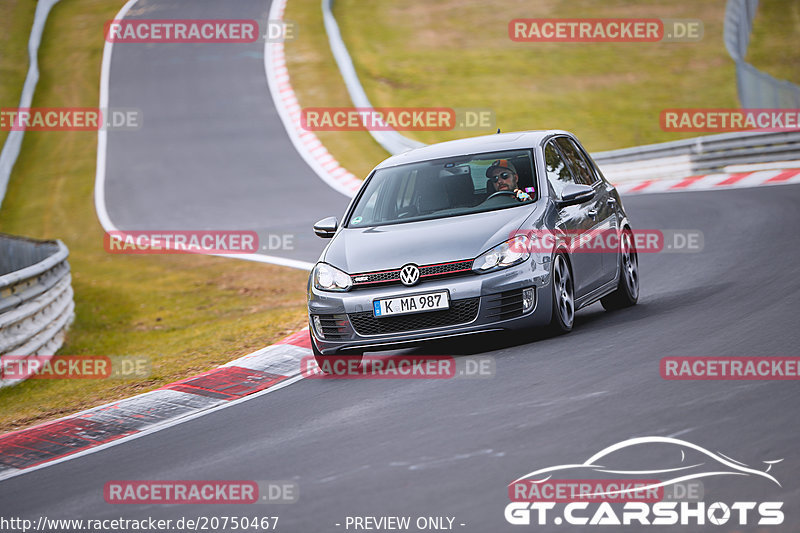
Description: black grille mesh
xmin=354 ymin=270 xmax=399 ymax=284
xmin=352 ymin=260 xmax=473 ymax=288
xmin=349 ymin=298 xmax=479 ymax=335
xmin=483 ymin=289 xmax=524 ymax=320
xmin=316 ymin=314 xmax=349 ymax=340
xmin=420 ymin=260 xmax=473 ymax=277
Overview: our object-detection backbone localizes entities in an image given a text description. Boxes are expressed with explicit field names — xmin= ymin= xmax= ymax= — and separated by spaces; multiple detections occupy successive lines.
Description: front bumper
xmin=308 ymin=257 xmax=554 ymax=355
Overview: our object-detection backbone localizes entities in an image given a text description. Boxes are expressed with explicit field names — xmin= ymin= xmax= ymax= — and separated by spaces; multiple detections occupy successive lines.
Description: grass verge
xmin=0 ymin=0 xmax=38 ymax=149
xmin=334 ymin=0 xmax=742 ymax=151
xmin=0 ymin=0 xmax=309 ymax=433
xmin=285 ymin=0 xmax=743 ymax=154
xmin=747 ymin=0 xmax=800 ymax=85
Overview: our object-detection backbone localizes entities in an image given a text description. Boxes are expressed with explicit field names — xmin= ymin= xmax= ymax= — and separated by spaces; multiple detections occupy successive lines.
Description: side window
xmin=544 ymin=141 xmax=576 ymax=199
xmin=555 ymin=137 xmax=597 ymax=186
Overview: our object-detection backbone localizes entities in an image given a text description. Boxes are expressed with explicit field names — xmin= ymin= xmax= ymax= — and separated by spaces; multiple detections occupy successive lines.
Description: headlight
xmin=472 ymin=236 xmax=529 ymax=273
xmin=312 ymin=262 xmax=352 ymax=291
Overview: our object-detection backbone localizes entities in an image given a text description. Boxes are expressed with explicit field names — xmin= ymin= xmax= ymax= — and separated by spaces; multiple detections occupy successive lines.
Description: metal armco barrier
xmin=0 ymin=234 xmax=74 ymax=387
xmin=594 ymin=130 xmax=800 ymax=182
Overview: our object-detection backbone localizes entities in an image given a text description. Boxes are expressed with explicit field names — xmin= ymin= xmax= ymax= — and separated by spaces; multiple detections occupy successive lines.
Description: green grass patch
xmin=747 ymin=0 xmax=800 ymax=85
xmin=285 ymin=0 xmax=740 ymax=155
xmin=0 ymin=0 xmax=37 ymax=149
xmin=0 ymin=0 xmax=309 ymax=433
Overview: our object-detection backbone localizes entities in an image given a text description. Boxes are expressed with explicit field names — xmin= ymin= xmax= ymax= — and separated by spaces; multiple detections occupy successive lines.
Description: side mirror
xmin=558 ymin=184 xmax=595 ymax=207
xmin=313 ymin=216 xmax=338 ymax=238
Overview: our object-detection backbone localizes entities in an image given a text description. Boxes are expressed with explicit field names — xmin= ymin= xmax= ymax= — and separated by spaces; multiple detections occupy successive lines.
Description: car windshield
xmin=346 ymin=149 xmax=537 ymax=228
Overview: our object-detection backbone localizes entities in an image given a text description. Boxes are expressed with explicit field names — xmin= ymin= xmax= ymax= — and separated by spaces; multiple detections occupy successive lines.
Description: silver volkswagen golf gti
xmin=307 ymin=130 xmax=639 ymax=364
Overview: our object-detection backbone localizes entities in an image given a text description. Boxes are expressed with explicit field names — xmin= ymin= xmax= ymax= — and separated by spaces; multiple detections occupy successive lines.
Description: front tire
xmin=548 ymin=253 xmax=574 ymax=334
xmin=601 ymin=227 xmax=639 ymax=311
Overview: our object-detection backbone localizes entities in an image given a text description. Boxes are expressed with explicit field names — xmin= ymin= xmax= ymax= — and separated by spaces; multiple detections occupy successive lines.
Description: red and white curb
xmin=264 ymin=0 xmax=360 ymax=199
xmin=614 ymin=168 xmax=800 ymax=195
xmin=9 ymin=0 xmax=363 ymax=487
xmin=1 ymin=0 xmax=331 ymax=484
xmin=0 ymin=329 xmax=314 ymax=481
xmin=94 ymin=0 xmax=314 ymax=271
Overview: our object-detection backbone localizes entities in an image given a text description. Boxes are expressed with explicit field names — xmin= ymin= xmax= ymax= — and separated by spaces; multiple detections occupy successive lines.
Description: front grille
xmin=354 ymin=270 xmax=399 ymax=284
xmin=484 ymin=289 xmax=524 ymax=320
xmin=349 ymin=298 xmax=479 ymax=336
xmin=316 ymin=314 xmax=350 ymax=340
xmin=420 ymin=260 xmax=473 ymax=278
xmin=351 ymin=260 xmax=473 ymax=288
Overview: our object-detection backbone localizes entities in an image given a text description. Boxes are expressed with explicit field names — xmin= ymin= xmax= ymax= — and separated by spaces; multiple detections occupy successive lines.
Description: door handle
xmin=607 ymin=197 xmax=616 ymax=206
xmin=588 ymin=209 xmax=598 ymax=218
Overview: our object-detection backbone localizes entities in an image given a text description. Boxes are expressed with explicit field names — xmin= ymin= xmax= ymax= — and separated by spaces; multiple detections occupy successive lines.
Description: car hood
xmin=322 ymin=206 xmax=539 ymax=273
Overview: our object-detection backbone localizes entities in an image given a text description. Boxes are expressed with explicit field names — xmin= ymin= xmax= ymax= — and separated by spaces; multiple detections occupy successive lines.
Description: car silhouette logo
xmin=400 ymin=264 xmax=420 ymax=286
xmin=510 ymin=436 xmax=783 ymax=499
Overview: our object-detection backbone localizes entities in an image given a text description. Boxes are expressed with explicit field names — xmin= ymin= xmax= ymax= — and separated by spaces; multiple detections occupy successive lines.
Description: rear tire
xmin=601 ymin=227 xmax=639 ymax=311
xmin=547 ymin=254 xmax=574 ymax=334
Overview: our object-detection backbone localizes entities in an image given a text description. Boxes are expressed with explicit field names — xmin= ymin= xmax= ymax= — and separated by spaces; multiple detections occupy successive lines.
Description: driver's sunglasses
xmin=490 ymin=172 xmax=513 ymax=182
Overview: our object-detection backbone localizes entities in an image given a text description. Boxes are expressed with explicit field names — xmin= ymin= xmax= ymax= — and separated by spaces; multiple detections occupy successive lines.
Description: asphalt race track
xmin=6 ymin=182 xmax=800 ymax=530
xmin=3 ymin=0 xmax=800 ymax=531
xmin=102 ymin=0 xmax=350 ymax=264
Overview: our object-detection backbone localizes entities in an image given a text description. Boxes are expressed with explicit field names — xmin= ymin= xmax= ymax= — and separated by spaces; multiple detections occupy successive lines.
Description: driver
xmin=486 ymin=159 xmax=532 ymax=201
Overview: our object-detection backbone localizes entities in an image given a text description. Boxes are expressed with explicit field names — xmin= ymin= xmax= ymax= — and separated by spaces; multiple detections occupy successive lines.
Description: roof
xmin=375 ymin=130 xmax=573 ymax=169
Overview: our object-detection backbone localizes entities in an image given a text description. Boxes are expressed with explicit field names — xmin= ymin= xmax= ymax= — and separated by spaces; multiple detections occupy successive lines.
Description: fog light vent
xmin=312 ymin=315 xmax=325 ymax=339
xmin=522 ymin=287 xmax=535 ymax=311
xmin=313 ymin=314 xmax=350 ymax=340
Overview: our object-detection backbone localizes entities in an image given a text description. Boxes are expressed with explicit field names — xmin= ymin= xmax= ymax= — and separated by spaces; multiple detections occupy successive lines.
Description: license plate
xmin=373 ymin=291 xmax=449 ymax=317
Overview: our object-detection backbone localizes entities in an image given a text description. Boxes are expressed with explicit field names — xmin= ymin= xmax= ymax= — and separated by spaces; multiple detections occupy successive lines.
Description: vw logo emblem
xmin=399 ymin=264 xmax=420 ymax=286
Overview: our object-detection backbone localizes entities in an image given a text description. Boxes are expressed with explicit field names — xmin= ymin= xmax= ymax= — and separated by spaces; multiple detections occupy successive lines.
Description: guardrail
xmin=593 ymin=130 xmax=800 ymax=182
xmin=0 ymin=233 xmax=75 ymax=387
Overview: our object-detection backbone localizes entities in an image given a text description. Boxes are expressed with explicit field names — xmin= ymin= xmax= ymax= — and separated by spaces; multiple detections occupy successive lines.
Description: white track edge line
xmin=0 ymin=0 xmax=61 ymax=210
xmin=0 ymin=0 xmax=320 ymax=483
xmin=0 ymin=373 xmax=306 ymax=482
xmin=264 ymin=0 xmax=359 ymax=199
xmin=94 ymin=0 xmax=315 ymax=271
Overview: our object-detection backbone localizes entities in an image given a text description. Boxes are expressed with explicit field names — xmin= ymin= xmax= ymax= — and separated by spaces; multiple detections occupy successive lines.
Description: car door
xmin=543 ymin=139 xmax=604 ymax=298
xmin=555 ymin=137 xmax=618 ymax=288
